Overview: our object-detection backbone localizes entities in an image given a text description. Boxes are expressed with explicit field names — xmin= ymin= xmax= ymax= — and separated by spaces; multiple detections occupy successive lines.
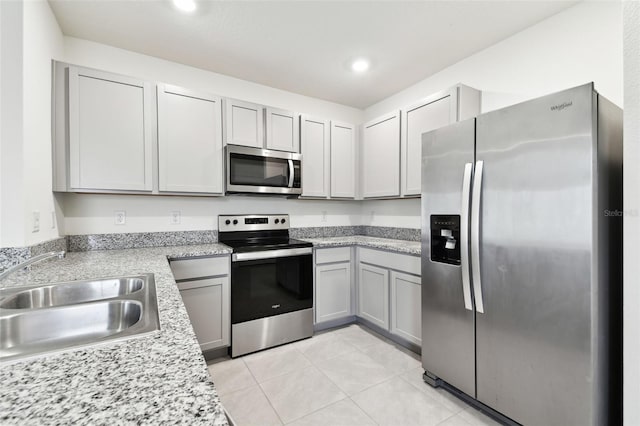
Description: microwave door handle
xmin=288 ymin=159 xmax=294 ymax=188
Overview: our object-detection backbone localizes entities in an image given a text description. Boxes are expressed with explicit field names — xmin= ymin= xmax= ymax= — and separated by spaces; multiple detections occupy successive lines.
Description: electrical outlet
xmin=170 ymin=211 xmax=181 ymax=225
xmin=51 ymin=211 xmax=56 ymax=229
xmin=321 ymin=211 xmax=327 ymax=222
xmin=114 ymin=211 xmax=126 ymax=225
xmin=32 ymin=211 xmax=40 ymax=233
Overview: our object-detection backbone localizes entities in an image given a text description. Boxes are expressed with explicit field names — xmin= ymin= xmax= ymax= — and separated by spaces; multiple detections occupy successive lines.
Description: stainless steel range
xmin=218 ymin=214 xmax=313 ymax=357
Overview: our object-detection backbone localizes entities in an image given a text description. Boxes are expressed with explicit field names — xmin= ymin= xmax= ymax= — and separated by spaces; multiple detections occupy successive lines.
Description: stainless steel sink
xmin=0 ymin=277 xmax=144 ymax=309
xmin=0 ymin=274 xmax=160 ymax=363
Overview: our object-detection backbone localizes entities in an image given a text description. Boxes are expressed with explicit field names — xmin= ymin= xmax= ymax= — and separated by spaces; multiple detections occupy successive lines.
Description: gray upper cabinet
xmin=157 ymin=84 xmax=223 ymax=194
xmin=223 ymin=98 xmax=264 ymax=148
xmin=401 ymin=85 xmax=480 ymax=197
xmin=265 ymin=107 xmax=299 ymax=152
xmin=66 ymin=66 xmax=154 ymax=192
xmin=330 ymin=121 xmax=356 ymax=199
xmin=362 ymin=111 xmax=401 ymax=198
xmin=300 ymin=115 xmax=330 ymax=198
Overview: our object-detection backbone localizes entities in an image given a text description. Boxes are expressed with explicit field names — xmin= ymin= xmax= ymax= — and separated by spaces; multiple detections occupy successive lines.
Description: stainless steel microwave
xmin=225 ymin=145 xmax=302 ymax=195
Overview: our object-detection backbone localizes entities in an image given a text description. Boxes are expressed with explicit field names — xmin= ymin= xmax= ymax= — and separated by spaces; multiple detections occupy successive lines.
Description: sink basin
xmin=1 ymin=301 xmax=142 ymax=353
xmin=0 ymin=277 xmax=144 ymax=309
xmin=0 ymin=274 xmax=160 ymax=363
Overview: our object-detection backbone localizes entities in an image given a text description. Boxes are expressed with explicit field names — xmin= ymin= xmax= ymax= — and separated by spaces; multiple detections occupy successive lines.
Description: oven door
xmin=231 ymin=248 xmax=312 ymax=324
xmin=226 ymin=145 xmax=302 ymax=195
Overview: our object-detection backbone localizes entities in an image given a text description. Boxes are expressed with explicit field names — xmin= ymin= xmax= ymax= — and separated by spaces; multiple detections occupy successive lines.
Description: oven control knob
xmin=225 ymin=219 xmax=231 ymax=225
xmin=281 ymin=218 xmax=286 ymax=224
xmin=233 ymin=219 xmax=238 ymax=225
xmin=275 ymin=219 xmax=280 ymax=224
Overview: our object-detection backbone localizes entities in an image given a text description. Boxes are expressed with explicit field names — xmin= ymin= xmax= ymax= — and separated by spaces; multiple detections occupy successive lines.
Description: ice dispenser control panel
xmin=430 ymin=215 xmax=461 ymax=265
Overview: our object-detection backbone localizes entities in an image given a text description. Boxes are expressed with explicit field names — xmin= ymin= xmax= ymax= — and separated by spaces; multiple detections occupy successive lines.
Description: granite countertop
xmin=0 ymin=243 xmax=232 ymax=425
xmin=302 ymin=236 xmax=421 ymax=256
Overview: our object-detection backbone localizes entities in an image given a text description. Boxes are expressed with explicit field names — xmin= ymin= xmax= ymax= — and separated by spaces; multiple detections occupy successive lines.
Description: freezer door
xmin=474 ymin=84 xmax=597 ymax=425
xmin=421 ymin=119 xmax=475 ymax=397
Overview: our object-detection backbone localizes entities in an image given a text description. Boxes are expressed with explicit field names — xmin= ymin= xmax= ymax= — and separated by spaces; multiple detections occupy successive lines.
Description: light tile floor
xmin=207 ymin=325 xmax=500 ymax=426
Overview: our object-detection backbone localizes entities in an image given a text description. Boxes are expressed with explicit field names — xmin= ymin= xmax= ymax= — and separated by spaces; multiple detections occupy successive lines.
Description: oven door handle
xmin=288 ymin=159 xmax=295 ymax=188
xmin=232 ymin=247 xmax=312 ymax=262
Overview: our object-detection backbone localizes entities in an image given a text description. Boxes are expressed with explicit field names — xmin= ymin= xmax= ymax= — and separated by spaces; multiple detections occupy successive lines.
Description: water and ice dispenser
xmin=430 ymin=215 xmax=461 ymax=265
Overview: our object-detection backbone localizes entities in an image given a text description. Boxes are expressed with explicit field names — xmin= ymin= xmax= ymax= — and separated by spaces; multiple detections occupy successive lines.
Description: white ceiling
xmin=48 ymin=0 xmax=578 ymax=109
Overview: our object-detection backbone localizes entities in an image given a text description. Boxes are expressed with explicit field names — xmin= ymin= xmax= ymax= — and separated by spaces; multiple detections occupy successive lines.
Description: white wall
xmin=623 ymin=2 xmax=640 ymax=425
xmin=361 ymin=0 xmax=622 ymax=229
xmin=361 ymin=199 xmax=421 ymax=229
xmin=0 ymin=0 xmax=25 ymax=247
xmin=22 ymin=0 xmax=65 ymax=245
xmin=365 ymin=1 xmax=623 ymax=121
xmin=0 ymin=0 xmax=64 ymax=247
xmin=63 ymin=37 xmax=363 ymax=125
xmin=62 ymin=193 xmax=362 ymax=234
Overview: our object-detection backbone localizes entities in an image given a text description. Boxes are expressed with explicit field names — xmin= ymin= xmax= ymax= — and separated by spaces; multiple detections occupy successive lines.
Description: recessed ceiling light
xmin=173 ymin=0 xmax=196 ymax=13
xmin=351 ymin=59 xmax=370 ymax=73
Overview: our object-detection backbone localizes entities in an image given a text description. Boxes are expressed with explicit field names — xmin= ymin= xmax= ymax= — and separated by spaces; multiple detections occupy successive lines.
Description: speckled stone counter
xmin=0 ymin=243 xmax=232 ymax=425
xmin=302 ymin=236 xmax=421 ymax=256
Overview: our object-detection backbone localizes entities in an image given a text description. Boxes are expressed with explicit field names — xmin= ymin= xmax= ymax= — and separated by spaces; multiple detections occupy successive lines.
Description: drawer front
xmin=358 ymin=248 xmax=420 ymax=276
xmin=170 ymin=256 xmax=229 ymax=280
xmin=315 ymin=247 xmax=351 ymax=264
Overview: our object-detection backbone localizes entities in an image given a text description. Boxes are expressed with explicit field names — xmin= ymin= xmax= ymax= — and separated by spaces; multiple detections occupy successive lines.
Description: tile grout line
xmin=221 ymin=326 xmax=459 ymax=426
xmin=241 ymin=355 xmax=287 ymax=426
xmin=347 ymin=394 xmax=381 ymax=426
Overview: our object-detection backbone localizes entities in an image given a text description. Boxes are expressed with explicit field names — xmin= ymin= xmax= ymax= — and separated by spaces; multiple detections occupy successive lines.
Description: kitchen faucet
xmin=0 ymin=251 xmax=66 ymax=281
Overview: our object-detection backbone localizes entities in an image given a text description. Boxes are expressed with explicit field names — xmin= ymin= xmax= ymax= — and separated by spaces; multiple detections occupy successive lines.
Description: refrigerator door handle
xmin=460 ymin=162 xmax=474 ymax=311
xmin=471 ymin=160 xmax=485 ymax=313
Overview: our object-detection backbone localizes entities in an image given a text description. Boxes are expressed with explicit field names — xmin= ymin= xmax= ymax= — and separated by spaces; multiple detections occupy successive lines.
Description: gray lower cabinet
xmin=177 ymin=277 xmax=229 ymax=351
xmin=316 ymin=263 xmax=352 ymax=323
xmin=314 ymin=247 xmax=353 ymax=324
xmin=356 ymin=248 xmax=421 ymax=346
xmin=390 ymin=271 xmax=422 ymax=345
xmin=357 ymin=263 xmax=390 ymax=329
xmin=170 ymin=256 xmax=230 ymax=351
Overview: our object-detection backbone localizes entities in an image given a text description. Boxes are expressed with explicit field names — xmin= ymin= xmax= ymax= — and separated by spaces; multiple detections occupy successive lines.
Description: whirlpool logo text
xmin=550 ymin=101 xmax=573 ymax=111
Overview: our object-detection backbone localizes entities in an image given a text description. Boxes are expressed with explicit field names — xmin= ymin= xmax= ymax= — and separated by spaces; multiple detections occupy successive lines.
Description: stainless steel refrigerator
xmin=421 ymin=83 xmax=622 ymax=425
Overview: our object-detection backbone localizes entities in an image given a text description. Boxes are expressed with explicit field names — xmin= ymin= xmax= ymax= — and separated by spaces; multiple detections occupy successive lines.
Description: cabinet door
xmin=362 ymin=111 xmax=401 ymax=198
xmin=178 ymin=277 xmax=230 ymax=351
xmin=223 ymin=99 xmax=264 ymax=148
xmin=401 ymin=91 xmax=455 ymax=196
xmin=68 ymin=67 xmax=153 ymax=191
xmin=330 ymin=121 xmax=356 ymax=198
xmin=157 ymin=84 xmax=223 ymax=194
xmin=390 ymin=271 xmax=422 ymax=345
xmin=265 ymin=107 xmax=299 ymax=152
xmin=300 ymin=115 xmax=330 ymax=197
xmin=358 ymin=263 xmax=389 ymax=329
xmin=316 ymin=262 xmax=352 ymax=323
